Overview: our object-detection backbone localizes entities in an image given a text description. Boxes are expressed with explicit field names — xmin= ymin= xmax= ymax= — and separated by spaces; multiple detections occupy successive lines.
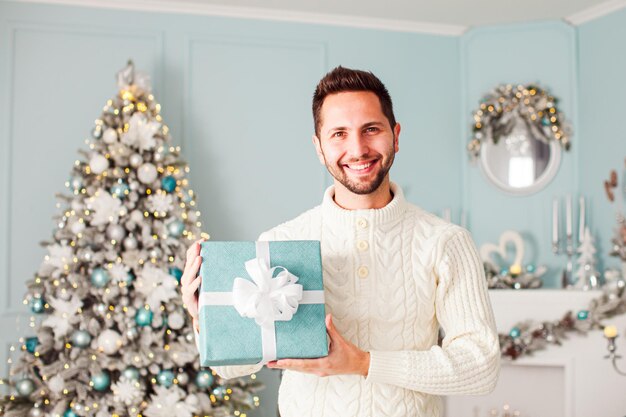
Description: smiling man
xmin=181 ymin=66 xmax=500 ymax=417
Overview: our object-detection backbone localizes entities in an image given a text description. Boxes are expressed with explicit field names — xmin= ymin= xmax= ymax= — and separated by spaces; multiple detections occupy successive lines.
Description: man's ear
xmin=312 ymin=134 xmax=325 ymax=165
xmin=393 ymin=123 xmax=401 ymax=153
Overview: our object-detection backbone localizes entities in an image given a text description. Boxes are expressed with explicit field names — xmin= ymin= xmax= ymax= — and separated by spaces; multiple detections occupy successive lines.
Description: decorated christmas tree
xmin=0 ymin=62 xmax=261 ymax=417
xmin=574 ymin=227 xmax=600 ymax=290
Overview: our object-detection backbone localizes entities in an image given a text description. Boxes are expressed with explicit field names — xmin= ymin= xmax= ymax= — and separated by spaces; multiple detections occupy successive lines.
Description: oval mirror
xmin=479 ymin=117 xmax=561 ymax=195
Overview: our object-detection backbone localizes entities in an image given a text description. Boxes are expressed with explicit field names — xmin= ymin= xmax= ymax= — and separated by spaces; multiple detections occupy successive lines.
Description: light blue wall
xmin=0 ymin=2 xmax=460 ymax=416
xmin=577 ymin=9 xmax=626 ymax=274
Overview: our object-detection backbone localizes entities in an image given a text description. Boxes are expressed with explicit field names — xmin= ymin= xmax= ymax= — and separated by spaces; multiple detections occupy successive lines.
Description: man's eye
xmin=332 ymin=131 xmax=345 ymax=138
xmin=365 ymin=127 xmax=379 ymax=133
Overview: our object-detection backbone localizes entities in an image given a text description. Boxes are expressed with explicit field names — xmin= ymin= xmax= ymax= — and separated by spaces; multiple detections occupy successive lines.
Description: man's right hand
xmin=181 ymin=237 xmax=206 ymax=332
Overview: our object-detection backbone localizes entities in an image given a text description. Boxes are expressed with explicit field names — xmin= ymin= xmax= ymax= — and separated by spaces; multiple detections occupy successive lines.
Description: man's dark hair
xmin=312 ymin=66 xmax=396 ymax=137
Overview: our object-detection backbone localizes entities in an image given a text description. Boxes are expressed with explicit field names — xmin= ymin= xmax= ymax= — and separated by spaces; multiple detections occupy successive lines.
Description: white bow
xmin=232 ymin=257 xmax=303 ymax=326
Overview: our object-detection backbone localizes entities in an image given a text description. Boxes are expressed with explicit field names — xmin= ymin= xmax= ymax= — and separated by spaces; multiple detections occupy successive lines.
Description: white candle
xmin=461 ymin=210 xmax=467 ymax=229
xmin=552 ymin=198 xmax=559 ymax=245
xmin=566 ymin=194 xmax=572 ymax=237
xmin=578 ymin=196 xmax=585 ymax=243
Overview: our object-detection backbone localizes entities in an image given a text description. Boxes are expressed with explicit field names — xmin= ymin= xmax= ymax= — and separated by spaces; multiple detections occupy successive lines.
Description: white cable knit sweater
xmin=210 ymin=183 xmax=500 ymax=417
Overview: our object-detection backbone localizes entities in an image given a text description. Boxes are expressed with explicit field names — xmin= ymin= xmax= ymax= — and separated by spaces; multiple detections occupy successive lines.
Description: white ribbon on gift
xmin=199 ymin=241 xmax=325 ymax=364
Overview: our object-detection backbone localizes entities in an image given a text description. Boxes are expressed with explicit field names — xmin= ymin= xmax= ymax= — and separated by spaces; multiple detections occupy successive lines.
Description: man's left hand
xmin=267 ymin=314 xmax=370 ymax=377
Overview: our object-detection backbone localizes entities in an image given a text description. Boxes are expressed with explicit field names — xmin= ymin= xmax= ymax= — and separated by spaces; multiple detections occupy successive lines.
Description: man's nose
xmin=346 ymin=133 xmax=369 ymax=158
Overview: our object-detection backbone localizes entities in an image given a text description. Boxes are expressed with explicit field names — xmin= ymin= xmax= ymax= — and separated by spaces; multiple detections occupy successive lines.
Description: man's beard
xmin=323 ymin=147 xmax=395 ymax=195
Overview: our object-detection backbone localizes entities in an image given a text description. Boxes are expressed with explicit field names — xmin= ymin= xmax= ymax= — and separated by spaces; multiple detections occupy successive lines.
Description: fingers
xmin=269 ymin=357 xmax=325 ymax=370
xmin=185 ymin=238 xmax=206 ymax=271
xmin=326 ymin=314 xmax=339 ymax=342
xmin=181 ymin=256 xmax=202 ymax=288
xmin=188 ymin=275 xmax=202 ymax=294
xmin=268 ymin=357 xmax=330 ymax=377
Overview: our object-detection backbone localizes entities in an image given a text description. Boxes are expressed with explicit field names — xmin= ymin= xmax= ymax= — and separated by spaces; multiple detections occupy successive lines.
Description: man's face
xmin=313 ymin=91 xmax=400 ymax=195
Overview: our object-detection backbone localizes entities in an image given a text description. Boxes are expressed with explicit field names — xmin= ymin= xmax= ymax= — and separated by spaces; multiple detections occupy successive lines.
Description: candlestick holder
xmin=604 ymin=329 xmax=626 ymax=376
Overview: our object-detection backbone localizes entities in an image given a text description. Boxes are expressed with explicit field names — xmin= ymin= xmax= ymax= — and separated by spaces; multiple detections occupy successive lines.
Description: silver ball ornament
xmin=81 ymin=248 xmax=94 ymax=262
xmin=130 ymin=210 xmax=144 ymax=223
xmin=137 ymin=163 xmax=158 ymax=184
xmin=89 ymin=154 xmax=109 ymax=175
xmin=176 ymin=372 xmax=189 ymax=386
xmin=15 ymin=378 xmax=36 ymax=397
xmin=71 ymin=330 xmax=92 ymax=348
xmin=28 ymin=407 xmax=43 ymax=417
xmin=168 ymin=311 xmax=185 ymax=330
xmin=97 ymin=329 xmax=123 ymax=355
xmin=123 ymin=235 xmax=138 ymax=250
xmin=106 ymin=224 xmax=127 ymax=242
xmin=93 ymin=303 xmax=107 ymax=315
xmin=102 ymin=128 xmax=118 ymax=144
xmin=122 ymin=367 xmax=140 ymax=381
xmin=125 ymin=327 xmax=139 ymax=340
xmin=129 ymin=154 xmax=143 ymax=168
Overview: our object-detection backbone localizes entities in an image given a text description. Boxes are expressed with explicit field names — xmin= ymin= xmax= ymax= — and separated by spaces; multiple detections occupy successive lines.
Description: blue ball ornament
xmin=509 ymin=327 xmax=521 ymax=339
xmin=161 ymin=176 xmax=177 ymax=193
xmin=63 ymin=409 xmax=78 ymax=417
xmin=110 ymin=180 xmax=130 ymax=199
xmin=499 ymin=268 xmax=509 ymax=276
xmin=169 ymin=267 xmax=183 ymax=282
xmin=90 ymin=371 xmax=110 ymax=392
xmin=125 ymin=271 xmax=135 ymax=284
xmin=577 ymin=310 xmax=589 ymax=320
xmin=212 ymin=386 xmax=227 ymax=399
xmin=25 ymin=337 xmax=38 ymax=354
xmin=135 ymin=308 xmax=153 ymax=327
xmin=30 ymin=297 xmax=45 ymax=314
xmin=195 ymin=370 xmax=214 ymax=388
xmin=167 ymin=219 xmax=185 ymax=237
xmin=122 ymin=366 xmax=140 ymax=381
xmin=526 ymin=264 xmax=536 ymax=273
xmin=71 ymin=330 xmax=92 ymax=348
xmin=157 ymin=369 xmax=175 ymax=388
xmin=90 ymin=268 xmax=110 ymax=288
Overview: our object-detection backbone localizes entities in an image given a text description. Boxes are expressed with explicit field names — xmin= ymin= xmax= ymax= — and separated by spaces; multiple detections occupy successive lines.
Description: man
xmin=181 ymin=66 xmax=500 ymax=417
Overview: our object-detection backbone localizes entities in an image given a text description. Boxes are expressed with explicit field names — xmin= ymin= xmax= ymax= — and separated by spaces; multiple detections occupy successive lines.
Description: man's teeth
xmin=347 ymin=162 xmax=373 ymax=170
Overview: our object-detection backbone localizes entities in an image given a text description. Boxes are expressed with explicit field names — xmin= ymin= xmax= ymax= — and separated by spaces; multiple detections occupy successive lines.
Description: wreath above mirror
xmin=467 ymin=83 xmax=572 ymax=159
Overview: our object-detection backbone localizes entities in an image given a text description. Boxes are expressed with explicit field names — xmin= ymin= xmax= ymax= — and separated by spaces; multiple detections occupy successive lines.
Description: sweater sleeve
xmin=365 ymin=228 xmax=500 ymax=395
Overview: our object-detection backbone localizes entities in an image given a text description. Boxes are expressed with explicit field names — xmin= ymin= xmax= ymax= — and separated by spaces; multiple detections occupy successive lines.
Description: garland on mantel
xmin=499 ymin=279 xmax=626 ymax=360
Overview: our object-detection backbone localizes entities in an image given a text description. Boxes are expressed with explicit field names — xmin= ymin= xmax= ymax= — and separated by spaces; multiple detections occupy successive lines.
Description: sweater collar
xmin=321 ymin=182 xmax=407 ymax=227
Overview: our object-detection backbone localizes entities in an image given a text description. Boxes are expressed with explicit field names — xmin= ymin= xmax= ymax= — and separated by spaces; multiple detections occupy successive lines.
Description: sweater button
xmin=357 ymin=266 xmax=369 ymax=278
xmin=357 ymin=240 xmax=369 ymax=251
xmin=356 ymin=218 xmax=368 ymax=229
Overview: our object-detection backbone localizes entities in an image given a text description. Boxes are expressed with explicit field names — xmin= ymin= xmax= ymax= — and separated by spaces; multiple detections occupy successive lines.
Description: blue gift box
xmin=198 ymin=240 xmax=328 ymax=367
